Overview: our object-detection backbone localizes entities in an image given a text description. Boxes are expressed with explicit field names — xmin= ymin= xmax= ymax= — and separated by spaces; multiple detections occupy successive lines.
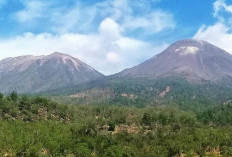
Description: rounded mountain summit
xmin=0 ymin=52 xmax=103 ymax=93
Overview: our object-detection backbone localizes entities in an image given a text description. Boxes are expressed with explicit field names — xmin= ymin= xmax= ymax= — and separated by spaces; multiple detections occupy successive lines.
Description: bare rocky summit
xmin=119 ymin=39 xmax=232 ymax=81
xmin=0 ymin=52 xmax=103 ymax=93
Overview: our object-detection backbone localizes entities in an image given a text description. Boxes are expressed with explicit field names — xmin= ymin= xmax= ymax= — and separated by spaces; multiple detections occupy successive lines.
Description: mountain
xmin=44 ymin=40 xmax=232 ymax=109
xmin=0 ymin=52 xmax=104 ymax=93
xmin=119 ymin=39 xmax=232 ymax=81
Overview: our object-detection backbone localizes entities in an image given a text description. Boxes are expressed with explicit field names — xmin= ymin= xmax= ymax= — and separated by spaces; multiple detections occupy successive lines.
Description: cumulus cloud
xmin=0 ymin=18 xmax=168 ymax=75
xmin=194 ymin=0 xmax=232 ymax=53
xmin=194 ymin=23 xmax=232 ymax=52
xmin=99 ymin=18 xmax=122 ymax=40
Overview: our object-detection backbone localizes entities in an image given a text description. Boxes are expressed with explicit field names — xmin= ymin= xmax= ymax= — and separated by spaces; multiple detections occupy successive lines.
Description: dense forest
xmin=2 ymin=91 xmax=232 ymax=156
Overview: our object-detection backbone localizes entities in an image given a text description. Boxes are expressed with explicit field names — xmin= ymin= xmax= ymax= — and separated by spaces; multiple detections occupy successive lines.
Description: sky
xmin=0 ymin=0 xmax=232 ymax=75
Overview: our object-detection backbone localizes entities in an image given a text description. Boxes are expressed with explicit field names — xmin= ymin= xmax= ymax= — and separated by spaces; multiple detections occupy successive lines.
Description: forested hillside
xmin=2 ymin=92 xmax=232 ymax=156
xmin=46 ymin=77 xmax=232 ymax=111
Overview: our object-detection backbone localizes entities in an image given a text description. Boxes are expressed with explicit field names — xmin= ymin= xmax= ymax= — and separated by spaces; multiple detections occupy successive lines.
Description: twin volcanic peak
xmin=0 ymin=52 xmax=104 ymax=93
xmin=1 ymin=39 xmax=232 ymax=94
xmin=119 ymin=39 xmax=232 ymax=81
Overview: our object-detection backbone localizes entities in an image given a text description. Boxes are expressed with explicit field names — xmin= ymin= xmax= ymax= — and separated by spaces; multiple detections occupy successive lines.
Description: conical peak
xmin=119 ymin=38 xmax=232 ymax=81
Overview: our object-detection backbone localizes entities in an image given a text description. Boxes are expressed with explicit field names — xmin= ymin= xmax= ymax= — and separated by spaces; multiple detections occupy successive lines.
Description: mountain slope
xmin=0 ymin=52 xmax=104 ymax=93
xmin=119 ymin=39 xmax=232 ymax=81
xmin=43 ymin=40 xmax=232 ymax=108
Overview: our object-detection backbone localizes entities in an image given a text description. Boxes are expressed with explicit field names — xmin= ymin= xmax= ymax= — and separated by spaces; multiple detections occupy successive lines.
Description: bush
xmin=108 ymin=121 xmax=116 ymax=131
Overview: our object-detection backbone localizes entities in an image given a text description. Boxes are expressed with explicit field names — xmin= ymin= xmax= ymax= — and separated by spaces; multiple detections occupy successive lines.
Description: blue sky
xmin=0 ymin=0 xmax=232 ymax=75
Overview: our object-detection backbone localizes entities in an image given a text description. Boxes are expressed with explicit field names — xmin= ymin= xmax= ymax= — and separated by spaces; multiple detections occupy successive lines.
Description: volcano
xmin=119 ymin=39 xmax=232 ymax=81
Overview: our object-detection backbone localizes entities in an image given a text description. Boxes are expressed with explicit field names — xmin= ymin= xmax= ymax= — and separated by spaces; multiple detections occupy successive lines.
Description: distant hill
xmin=119 ymin=39 xmax=232 ymax=81
xmin=0 ymin=52 xmax=104 ymax=93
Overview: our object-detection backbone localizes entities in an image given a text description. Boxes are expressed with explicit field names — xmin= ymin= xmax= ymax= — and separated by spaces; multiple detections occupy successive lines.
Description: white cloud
xmin=194 ymin=23 xmax=232 ymax=52
xmin=214 ymin=0 xmax=232 ymax=16
xmin=15 ymin=1 xmax=48 ymax=23
xmin=106 ymin=52 xmax=120 ymax=62
xmin=4 ymin=0 xmax=172 ymax=75
xmin=193 ymin=0 xmax=232 ymax=53
xmin=213 ymin=0 xmax=232 ymax=25
xmin=13 ymin=0 xmax=175 ymax=35
xmin=99 ymin=18 xmax=122 ymax=40
xmin=122 ymin=11 xmax=175 ymax=34
xmin=0 ymin=18 xmax=167 ymax=75
xmin=102 ymin=0 xmax=175 ymax=34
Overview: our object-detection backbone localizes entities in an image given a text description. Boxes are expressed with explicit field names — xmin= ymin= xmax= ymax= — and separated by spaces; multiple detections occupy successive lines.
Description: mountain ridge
xmin=2 ymin=39 xmax=232 ymax=94
xmin=0 ymin=52 xmax=104 ymax=94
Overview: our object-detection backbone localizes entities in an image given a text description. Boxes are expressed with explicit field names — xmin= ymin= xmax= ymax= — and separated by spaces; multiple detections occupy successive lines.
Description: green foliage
xmin=1 ymin=92 xmax=232 ymax=156
xmin=198 ymin=103 xmax=232 ymax=125
xmin=108 ymin=121 xmax=116 ymax=131
xmin=142 ymin=112 xmax=152 ymax=126
xmin=0 ymin=93 xmax=3 ymax=99
xmin=0 ymin=94 xmax=72 ymax=122
xmin=46 ymin=77 xmax=232 ymax=114
xmin=9 ymin=91 xmax=18 ymax=101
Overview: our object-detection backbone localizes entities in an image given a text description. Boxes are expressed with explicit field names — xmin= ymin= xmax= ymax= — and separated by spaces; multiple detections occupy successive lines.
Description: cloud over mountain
xmin=0 ymin=17 xmax=168 ymax=75
xmin=0 ymin=0 xmax=172 ymax=75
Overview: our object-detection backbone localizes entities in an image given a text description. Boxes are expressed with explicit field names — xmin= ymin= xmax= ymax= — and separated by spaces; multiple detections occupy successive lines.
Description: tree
xmin=9 ymin=91 xmax=18 ymax=101
xmin=142 ymin=112 xmax=152 ymax=126
xmin=0 ymin=93 xmax=3 ymax=99
xmin=108 ymin=121 xmax=116 ymax=131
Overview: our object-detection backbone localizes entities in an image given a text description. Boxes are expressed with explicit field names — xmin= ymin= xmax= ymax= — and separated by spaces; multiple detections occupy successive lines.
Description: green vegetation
xmin=0 ymin=92 xmax=71 ymax=122
xmin=1 ymin=91 xmax=232 ymax=156
xmin=47 ymin=77 xmax=232 ymax=112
